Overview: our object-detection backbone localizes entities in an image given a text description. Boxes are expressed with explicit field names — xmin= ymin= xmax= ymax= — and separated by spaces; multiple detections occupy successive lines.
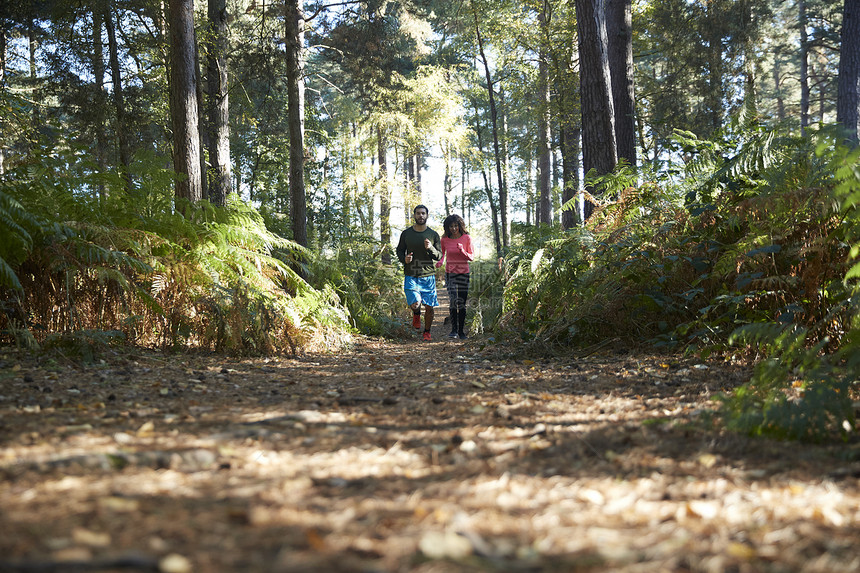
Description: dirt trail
xmin=1 ymin=330 xmax=860 ymax=572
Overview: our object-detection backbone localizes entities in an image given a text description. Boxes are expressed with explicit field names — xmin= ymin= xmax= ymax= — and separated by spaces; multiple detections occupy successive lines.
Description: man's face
xmin=414 ymin=208 xmax=428 ymax=225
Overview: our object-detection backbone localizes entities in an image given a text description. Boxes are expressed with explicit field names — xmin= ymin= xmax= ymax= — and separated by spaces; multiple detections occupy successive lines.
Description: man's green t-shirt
xmin=396 ymin=227 xmax=442 ymax=277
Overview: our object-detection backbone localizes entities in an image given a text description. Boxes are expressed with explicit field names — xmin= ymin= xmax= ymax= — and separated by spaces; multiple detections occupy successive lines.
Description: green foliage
xmin=0 ymin=144 xmax=353 ymax=355
xmin=307 ymin=237 xmax=403 ymax=337
xmin=0 ymin=186 xmax=37 ymax=292
xmin=501 ymin=121 xmax=860 ymax=441
xmin=721 ymin=322 xmax=855 ymax=442
xmin=717 ymin=130 xmax=860 ymax=441
xmin=467 ymin=260 xmax=505 ymax=336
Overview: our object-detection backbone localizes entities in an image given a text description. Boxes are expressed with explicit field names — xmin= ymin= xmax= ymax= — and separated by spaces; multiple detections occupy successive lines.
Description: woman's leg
xmin=446 ymin=274 xmax=458 ymax=335
xmin=453 ymin=274 xmax=470 ymax=336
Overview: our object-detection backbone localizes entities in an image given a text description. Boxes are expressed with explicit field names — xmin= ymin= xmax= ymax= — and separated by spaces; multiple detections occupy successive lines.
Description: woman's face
xmin=448 ymin=221 xmax=460 ymax=235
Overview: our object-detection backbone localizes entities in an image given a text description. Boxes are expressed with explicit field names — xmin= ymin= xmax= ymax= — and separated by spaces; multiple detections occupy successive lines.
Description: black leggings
xmin=446 ymin=273 xmax=470 ymax=310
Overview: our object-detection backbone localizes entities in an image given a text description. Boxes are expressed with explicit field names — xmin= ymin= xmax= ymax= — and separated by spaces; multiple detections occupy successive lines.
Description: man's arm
xmin=428 ymin=231 xmax=442 ymax=261
xmin=396 ymin=230 xmax=407 ymax=264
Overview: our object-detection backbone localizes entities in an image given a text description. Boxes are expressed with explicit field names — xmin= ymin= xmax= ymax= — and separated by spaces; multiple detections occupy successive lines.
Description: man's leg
xmin=405 ymin=276 xmax=423 ymax=329
xmin=424 ymin=304 xmax=434 ymax=331
xmin=418 ymin=276 xmax=438 ymax=340
xmin=411 ymin=302 xmax=422 ymax=329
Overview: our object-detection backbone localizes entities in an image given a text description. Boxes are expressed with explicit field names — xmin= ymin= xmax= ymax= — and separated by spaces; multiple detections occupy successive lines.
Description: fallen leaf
xmin=159 ymin=553 xmax=192 ymax=573
xmin=72 ymin=527 xmax=110 ymax=548
xmin=419 ymin=530 xmax=473 ymax=560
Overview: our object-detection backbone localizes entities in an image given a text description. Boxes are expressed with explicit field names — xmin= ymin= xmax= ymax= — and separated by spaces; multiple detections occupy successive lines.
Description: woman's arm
xmin=459 ymin=235 xmax=475 ymax=261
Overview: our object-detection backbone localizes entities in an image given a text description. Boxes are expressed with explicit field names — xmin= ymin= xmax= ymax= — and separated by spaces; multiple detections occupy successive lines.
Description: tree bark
xmin=703 ymin=1 xmax=723 ymax=134
xmin=92 ymin=7 xmax=108 ymax=199
xmin=194 ymin=25 xmax=208 ymax=202
xmin=443 ymin=142 xmax=451 ymax=217
xmin=774 ymin=56 xmax=785 ymax=122
xmin=286 ymin=0 xmax=307 ymax=246
xmin=606 ymin=0 xmax=635 ymax=167
xmin=207 ymin=0 xmax=231 ymax=206
xmin=800 ymin=0 xmax=810 ymax=133
xmin=105 ymin=2 xmax=134 ymax=193
xmin=838 ymin=0 xmax=860 ymax=145
xmin=0 ymin=25 xmax=5 ymax=175
xmin=575 ymin=0 xmax=617 ymax=220
xmin=471 ymin=100 xmax=501 ymax=258
xmin=473 ymin=2 xmax=508 ymax=249
xmin=377 ymin=126 xmax=391 ymax=265
xmin=560 ymin=124 xmax=581 ymax=229
xmin=537 ymin=1 xmax=552 ymax=226
xmin=169 ymin=0 xmax=203 ymax=204
xmin=500 ymin=85 xmax=510 ymax=234
xmin=28 ymin=21 xmax=39 ymax=126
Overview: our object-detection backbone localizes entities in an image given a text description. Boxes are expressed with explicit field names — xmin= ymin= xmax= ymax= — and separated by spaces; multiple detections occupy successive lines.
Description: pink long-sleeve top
xmin=438 ymin=234 xmax=475 ymax=274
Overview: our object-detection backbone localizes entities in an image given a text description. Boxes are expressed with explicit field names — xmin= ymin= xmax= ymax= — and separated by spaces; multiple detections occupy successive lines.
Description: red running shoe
xmin=423 ymin=331 xmax=432 ymax=341
xmin=412 ymin=313 xmax=421 ymax=329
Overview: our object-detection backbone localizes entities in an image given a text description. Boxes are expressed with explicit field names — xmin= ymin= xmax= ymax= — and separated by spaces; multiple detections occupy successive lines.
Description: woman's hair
xmin=443 ymin=214 xmax=468 ymax=238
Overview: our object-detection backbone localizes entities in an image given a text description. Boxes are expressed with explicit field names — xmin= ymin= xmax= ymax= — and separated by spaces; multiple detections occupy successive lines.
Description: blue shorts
xmin=404 ymin=275 xmax=438 ymax=308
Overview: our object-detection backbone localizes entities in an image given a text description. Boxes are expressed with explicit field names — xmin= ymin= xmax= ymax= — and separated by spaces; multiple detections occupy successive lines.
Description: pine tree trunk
xmin=537 ymin=2 xmax=552 ymax=226
xmin=0 ymin=26 xmax=5 ymax=175
xmin=377 ymin=126 xmax=391 ymax=265
xmin=561 ymin=124 xmax=581 ymax=229
xmin=105 ymin=3 xmax=134 ymax=193
xmin=169 ymin=0 xmax=203 ymax=204
xmin=286 ymin=0 xmax=307 ymax=246
xmin=92 ymin=8 xmax=108 ymax=199
xmin=471 ymin=100 xmax=501 ymax=258
xmin=443 ymin=142 xmax=451 ymax=217
xmin=838 ymin=0 xmax=860 ymax=145
xmin=575 ymin=0 xmax=617 ymax=220
xmin=29 ymin=21 xmax=38 ymax=126
xmin=194 ymin=26 xmax=208 ymax=203
xmin=473 ymin=2 xmax=508 ymax=249
xmin=606 ymin=0 xmax=635 ymax=167
xmin=774 ymin=57 xmax=786 ymax=122
xmin=206 ymin=0 xmax=231 ymax=206
xmin=500 ymin=85 xmax=510 ymax=236
xmin=703 ymin=2 xmax=723 ymax=134
xmin=800 ymin=0 xmax=810 ymax=133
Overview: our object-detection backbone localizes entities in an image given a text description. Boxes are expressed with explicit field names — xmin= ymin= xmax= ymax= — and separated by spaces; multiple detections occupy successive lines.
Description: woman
xmin=437 ymin=214 xmax=474 ymax=339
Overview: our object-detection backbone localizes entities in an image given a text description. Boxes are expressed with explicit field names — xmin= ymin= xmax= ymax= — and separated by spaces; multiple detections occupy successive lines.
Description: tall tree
xmin=576 ymin=0 xmax=617 ymax=220
xmin=104 ymin=2 xmax=133 ymax=192
xmin=606 ymin=0 xmax=635 ymax=167
xmin=537 ymin=0 xmax=552 ymax=225
xmin=207 ymin=0 xmax=231 ymax=206
xmin=472 ymin=0 xmax=509 ymax=248
xmin=286 ymin=0 xmax=307 ymax=246
xmin=1 ymin=18 xmax=7 ymax=175
xmin=169 ymin=0 xmax=203 ymax=204
xmin=837 ymin=0 xmax=860 ymax=144
xmin=377 ymin=125 xmax=392 ymax=264
xmin=92 ymin=5 xmax=108 ymax=199
xmin=547 ymin=0 xmax=581 ymax=228
xmin=800 ymin=0 xmax=810 ymax=133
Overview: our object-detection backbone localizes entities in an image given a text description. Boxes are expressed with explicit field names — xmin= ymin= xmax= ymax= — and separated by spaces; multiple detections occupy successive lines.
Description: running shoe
xmin=423 ymin=331 xmax=432 ymax=341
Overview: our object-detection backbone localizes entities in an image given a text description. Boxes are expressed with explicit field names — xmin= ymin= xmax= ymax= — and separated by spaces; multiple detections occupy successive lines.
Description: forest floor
xmin=2 ymin=316 xmax=860 ymax=572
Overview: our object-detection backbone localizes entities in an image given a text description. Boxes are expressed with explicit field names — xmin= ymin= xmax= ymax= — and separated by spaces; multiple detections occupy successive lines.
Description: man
xmin=396 ymin=205 xmax=442 ymax=341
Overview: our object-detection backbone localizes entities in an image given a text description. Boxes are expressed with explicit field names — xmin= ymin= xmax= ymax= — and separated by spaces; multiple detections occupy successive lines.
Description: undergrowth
xmin=0 ymin=141 xmax=352 ymax=356
xmin=500 ymin=118 xmax=860 ymax=441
